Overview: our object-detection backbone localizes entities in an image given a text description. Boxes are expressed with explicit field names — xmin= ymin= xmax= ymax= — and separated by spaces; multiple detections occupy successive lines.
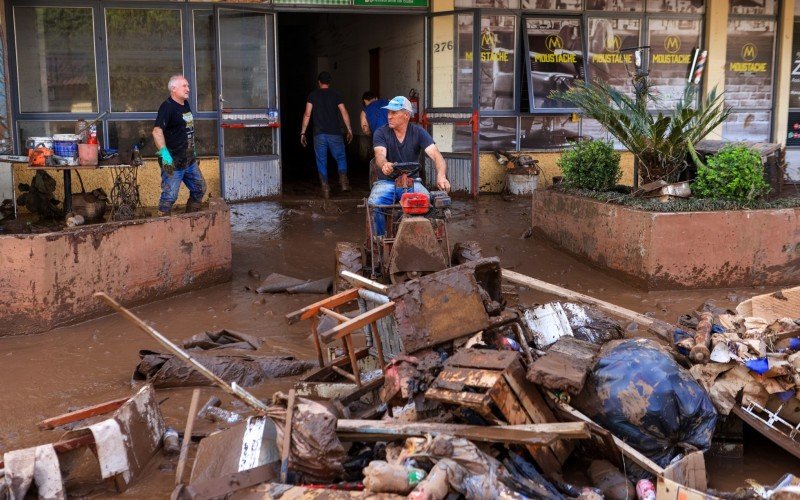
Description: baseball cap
xmin=382 ymin=96 xmax=414 ymax=113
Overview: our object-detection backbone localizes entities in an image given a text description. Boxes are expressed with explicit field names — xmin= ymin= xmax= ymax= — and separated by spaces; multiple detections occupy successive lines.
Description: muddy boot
xmin=185 ymin=200 xmax=202 ymax=213
xmin=340 ymin=173 xmax=351 ymax=192
xmin=157 ymin=210 xmax=171 ymax=217
xmin=319 ymin=174 xmax=331 ymax=199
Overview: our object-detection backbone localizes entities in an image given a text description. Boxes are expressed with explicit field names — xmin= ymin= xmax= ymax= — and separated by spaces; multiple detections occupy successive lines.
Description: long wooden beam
xmin=336 ymin=420 xmax=589 ymax=446
xmin=319 ymin=302 xmax=396 ymax=343
xmin=38 ymin=396 xmax=130 ymax=430
xmin=502 ymin=269 xmax=671 ymax=342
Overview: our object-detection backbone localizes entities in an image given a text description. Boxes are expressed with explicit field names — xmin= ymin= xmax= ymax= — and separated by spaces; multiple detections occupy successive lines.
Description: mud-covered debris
xmin=527 ymin=336 xmax=600 ymax=394
xmin=133 ymin=350 xmax=315 ymax=388
xmin=575 ymin=339 xmax=717 ymax=470
xmin=561 ymin=302 xmax=624 ymax=345
xmin=267 ymin=397 xmax=346 ymax=484
xmin=182 ymin=329 xmax=264 ymax=351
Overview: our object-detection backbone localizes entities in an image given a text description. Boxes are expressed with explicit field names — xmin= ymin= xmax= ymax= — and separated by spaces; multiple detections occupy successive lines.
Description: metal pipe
xmin=94 ymin=292 xmax=269 ymax=413
xmin=358 ymin=288 xmax=390 ymax=304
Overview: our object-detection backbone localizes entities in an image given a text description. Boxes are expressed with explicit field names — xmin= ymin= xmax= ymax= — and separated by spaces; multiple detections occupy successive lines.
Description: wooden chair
xmin=286 ymin=287 xmax=395 ymax=386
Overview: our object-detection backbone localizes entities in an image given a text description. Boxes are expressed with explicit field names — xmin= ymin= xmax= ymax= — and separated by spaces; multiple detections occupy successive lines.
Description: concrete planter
xmin=0 ymin=199 xmax=232 ymax=336
xmin=532 ymin=189 xmax=800 ymax=290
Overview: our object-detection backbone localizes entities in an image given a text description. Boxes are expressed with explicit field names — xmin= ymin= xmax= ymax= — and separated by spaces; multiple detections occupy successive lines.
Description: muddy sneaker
xmin=157 ymin=210 xmax=171 ymax=217
xmin=340 ymin=173 xmax=351 ymax=192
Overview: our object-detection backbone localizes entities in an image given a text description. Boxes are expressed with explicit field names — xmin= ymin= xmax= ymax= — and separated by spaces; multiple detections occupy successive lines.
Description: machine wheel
xmin=333 ymin=242 xmax=364 ymax=292
xmin=451 ymin=240 xmax=483 ymax=265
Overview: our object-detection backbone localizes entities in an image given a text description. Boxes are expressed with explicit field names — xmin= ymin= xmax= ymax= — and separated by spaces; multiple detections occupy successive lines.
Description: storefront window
xmin=14 ymin=7 xmax=97 ymax=113
xmin=586 ymin=0 xmax=642 ymax=12
xmin=106 ymin=9 xmax=183 ymax=112
xmin=455 ymin=0 xmax=520 ymax=8
xmin=725 ymin=19 xmax=775 ymax=111
xmin=433 ymin=14 xmax=473 ymax=108
xmin=479 ymin=15 xmax=516 ymax=110
xmin=218 ymin=10 xmax=273 ymax=110
xmin=522 ymin=0 xmax=581 ymax=10
xmin=193 ymin=10 xmax=217 ymax=112
xmin=730 ymin=0 xmax=775 ymax=16
xmin=646 ymin=0 xmax=704 ymax=14
xmin=648 ymin=19 xmax=701 ymax=107
xmin=723 ymin=110 xmax=772 ymax=142
xmin=18 ymin=120 xmax=103 ymax=150
xmin=525 ymin=18 xmax=583 ymax=109
xmin=222 ymin=127 xmax=275 ymax=157
xmin=479 ymin=117 xmax=517 ymax=150
xmin=431 ymin=122 xmax=472 ymax=153
xmin=520 ymin=115 xmax=579 ymax=148
xmin=587 ymin=17 xmax=640 ymax=94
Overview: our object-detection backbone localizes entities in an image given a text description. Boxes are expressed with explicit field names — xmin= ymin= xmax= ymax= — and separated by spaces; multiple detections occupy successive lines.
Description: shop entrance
xmin=277 ymin=12 xmax=424 ymax=198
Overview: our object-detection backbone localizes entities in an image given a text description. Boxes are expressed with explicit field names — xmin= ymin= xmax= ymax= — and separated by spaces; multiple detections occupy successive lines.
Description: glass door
xmin=215 ymin=7 xmax=280 ymax=200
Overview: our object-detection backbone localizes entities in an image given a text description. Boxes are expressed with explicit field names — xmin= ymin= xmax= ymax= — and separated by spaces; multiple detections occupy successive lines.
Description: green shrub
xmin=558 ymin=139 xmax=621 ymax=191
xmin=692 ymin=145 xmax=770 ymax=202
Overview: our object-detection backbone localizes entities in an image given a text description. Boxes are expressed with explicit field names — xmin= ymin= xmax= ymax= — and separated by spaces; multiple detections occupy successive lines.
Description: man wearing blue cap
xmin=368 ymin=95 xmax=450 ymax=236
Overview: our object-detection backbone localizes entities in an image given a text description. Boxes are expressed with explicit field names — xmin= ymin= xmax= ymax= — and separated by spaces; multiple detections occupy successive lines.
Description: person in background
xmin=368 ymin=96 xmax=450 ymax=236
xmin=152 ymin=74 xmax=206 ymax=216
xmin=300 ymin=71 xmax=353 ymax=198
xmin=360 ymin=91 xmax=389 ymax=137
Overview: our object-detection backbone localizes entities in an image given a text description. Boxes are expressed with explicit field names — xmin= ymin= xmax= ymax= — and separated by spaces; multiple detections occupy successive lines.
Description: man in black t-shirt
xmin=368 ymin=96 xmax=450 ymax=236
xmin=300 ymin=72 xmax=353 ymax=198
xmin=152 ymin=74 xmax=206 ymax=216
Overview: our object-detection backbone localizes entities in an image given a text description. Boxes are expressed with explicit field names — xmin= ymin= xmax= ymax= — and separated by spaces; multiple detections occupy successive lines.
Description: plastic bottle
xmin=636 ymin=479 xmax=656 ymax=500
xmin=75 ymin=119 xmax=88 ymax=143
xmin=131 ymin=145 xmax=142 ymax=167
xmin=87 ymin=125 xmax=98 ymax=150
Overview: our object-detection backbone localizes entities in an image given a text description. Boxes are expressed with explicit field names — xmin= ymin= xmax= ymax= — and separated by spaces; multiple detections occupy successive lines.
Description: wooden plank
xmin=502 ymin=269 xmax=670 ymax=342
xmin=551 ymin=395 xmax=664 ymax=476
xmin=424 ymin=387 xmax=492 ymax=413
xmin=489 ymin=377 xmax=562 ymax=474
xmin=183 ymin=463 xmax=278 ymax=500
xmin=445 ymin=348 xmax=519 ymax=370
xmin=731 ymin=405 xmax=800 ymax=461
xmin=285 ymin=288 xmax=360 ymax=325
xmin=319 ymin=302 xmax=396 ymax=343
xmin=503 ymin=362 xmax=573 ymax=466
xmin=527 ymin=337 xmax=599 ymax=394
xmin=320 ymin=307 xmax=349 ymax=323
xmin=279 ymin=389 xmax=297 ymax=483
xmin=436 ymin=366 xmax=501 ymax=390
xmin=175 ymin=389 xmax=201 ymax=486
xmin=38 ymin=396 xmax=130 ymax=430
xmin=330 ymin=365 xmax=358 ymax=384
xmin=336 ymin=420 xmax=590 ymax=446
xmin=300 ymin=347 xmax=371 ymax=382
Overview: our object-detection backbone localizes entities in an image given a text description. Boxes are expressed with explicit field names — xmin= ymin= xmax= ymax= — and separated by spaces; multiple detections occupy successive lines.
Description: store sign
xmin=353 ymin=0 xmax=428 ymax=6
xmin=729 ymin=42 xmax=768 ymax=73
xmin=464 ymin=28 xmax=510 ymax=62
xmin=789 ymin=22 xmax=800 ymax=108
xmin=787 ymin=111 xmax=800 ymax=147
xmin=591 ymin=35 xmax=632 ymax=64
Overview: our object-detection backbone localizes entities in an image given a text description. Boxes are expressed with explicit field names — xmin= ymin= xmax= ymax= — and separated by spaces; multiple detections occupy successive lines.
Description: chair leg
xmin=343 ymin=335 xmax=362 ymax=387
xmin=371 ymin=321 xmax=387 ymax=370
xmin=310 ymin=316 xmax=324 ymax=367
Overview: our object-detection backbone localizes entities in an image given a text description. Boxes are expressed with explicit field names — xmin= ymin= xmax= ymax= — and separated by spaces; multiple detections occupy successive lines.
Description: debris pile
xmin=674 ymin=287 xmax=800 ymax=463
xmin=3 ymin=265 xmax=800 ymax=499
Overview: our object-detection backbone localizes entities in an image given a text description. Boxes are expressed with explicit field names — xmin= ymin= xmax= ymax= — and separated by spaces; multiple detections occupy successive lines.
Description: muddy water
xmin=0 ymin=194 xmax=796 ymax=497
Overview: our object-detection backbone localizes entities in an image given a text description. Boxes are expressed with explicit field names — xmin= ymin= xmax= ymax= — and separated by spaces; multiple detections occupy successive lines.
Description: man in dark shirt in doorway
xmin=300 ymin=71 xmax=353 ymax=198
xmin=152 ymin=74 xmax=206 ymax=216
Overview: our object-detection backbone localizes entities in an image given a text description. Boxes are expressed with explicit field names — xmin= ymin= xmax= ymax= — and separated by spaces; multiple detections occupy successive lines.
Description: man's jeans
xmin=159 ymin=161 xmax=206 ymax=213
xmin=313 ymin=134 xmax=348 ymax=183
xmin=367 ymin=179 xmax=430 ymax=236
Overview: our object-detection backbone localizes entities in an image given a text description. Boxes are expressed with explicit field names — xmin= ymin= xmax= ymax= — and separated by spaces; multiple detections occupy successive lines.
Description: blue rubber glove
xmin=158 ymin=146 xmax=174 ymax=175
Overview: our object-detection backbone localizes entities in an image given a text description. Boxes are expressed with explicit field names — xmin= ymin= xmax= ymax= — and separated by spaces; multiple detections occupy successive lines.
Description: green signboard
xmin=273 ymin=0 xmax=349 ymax=5
xmin=353 ymin=0 xmax=428 ymax=7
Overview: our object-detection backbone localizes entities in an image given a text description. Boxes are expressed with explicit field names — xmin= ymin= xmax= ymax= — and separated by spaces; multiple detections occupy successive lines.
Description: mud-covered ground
xmin=1 ymin=193 xmax=797 ymax=497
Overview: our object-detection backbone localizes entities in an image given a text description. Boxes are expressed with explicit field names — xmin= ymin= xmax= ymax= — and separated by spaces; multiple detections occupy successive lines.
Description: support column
xmin=773 ymin=0 xmax=795 ymax=146
xmin=703 ymin=0 xmax=729 ymax=139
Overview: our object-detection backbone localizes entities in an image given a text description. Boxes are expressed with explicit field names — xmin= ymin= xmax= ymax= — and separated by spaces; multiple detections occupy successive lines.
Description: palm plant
xmin=552 ymin=79 xmax=730 ymax=184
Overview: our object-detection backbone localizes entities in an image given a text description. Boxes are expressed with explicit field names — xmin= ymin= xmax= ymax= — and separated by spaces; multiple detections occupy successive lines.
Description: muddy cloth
xmin=181 ymin=329 xmax=264 ymax=351
xmin=268 ymin=397 xmax=346 ymax=483
xmin=575 ymin=339 xmax=717 ymax=468
xmin=133 ymin=349 xmax=315 ymax=388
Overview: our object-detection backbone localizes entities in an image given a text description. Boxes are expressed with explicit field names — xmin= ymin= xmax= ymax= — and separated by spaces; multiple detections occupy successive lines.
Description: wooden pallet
xmin=425 ymin=349 xmax=572 ymax=474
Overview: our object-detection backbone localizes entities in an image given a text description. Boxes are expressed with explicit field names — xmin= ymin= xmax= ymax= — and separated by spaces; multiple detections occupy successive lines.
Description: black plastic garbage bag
xmin=575 ymin=339 xmax=717 ymax=469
